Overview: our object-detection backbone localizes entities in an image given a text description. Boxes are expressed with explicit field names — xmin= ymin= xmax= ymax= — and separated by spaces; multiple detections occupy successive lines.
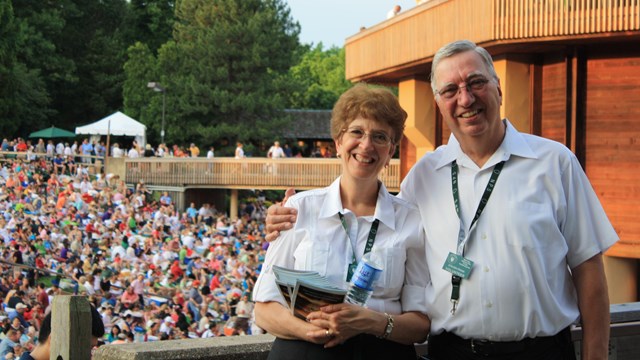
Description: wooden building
xmin=344 ymin=0 xmax=640 ymax=302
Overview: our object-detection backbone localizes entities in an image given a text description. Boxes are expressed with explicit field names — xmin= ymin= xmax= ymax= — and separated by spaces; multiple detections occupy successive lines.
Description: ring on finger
xmin=325 ymin=329 xmax=332 ymax=337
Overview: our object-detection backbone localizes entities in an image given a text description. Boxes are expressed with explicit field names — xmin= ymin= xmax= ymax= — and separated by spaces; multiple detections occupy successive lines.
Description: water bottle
xmin=345 ymin=251 xmax=383 ymax=306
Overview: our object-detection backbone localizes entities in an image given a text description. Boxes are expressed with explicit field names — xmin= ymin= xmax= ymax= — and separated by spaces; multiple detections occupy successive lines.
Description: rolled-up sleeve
xmin=401 ymin=224 xmax=429 ymax=314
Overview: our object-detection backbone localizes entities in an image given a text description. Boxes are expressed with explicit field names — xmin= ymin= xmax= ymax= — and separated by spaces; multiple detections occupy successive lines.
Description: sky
xmin=286 ymin=0 xmax=418 ymax=48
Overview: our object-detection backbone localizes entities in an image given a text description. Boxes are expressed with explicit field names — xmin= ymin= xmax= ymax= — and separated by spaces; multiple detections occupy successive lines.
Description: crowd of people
xmin=0 ymin=152 xmax=273 ymax=359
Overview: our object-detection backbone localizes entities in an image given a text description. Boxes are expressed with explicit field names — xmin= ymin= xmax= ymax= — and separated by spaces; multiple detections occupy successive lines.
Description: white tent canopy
xmin=75 ymin=111 xmax=146 ymax=147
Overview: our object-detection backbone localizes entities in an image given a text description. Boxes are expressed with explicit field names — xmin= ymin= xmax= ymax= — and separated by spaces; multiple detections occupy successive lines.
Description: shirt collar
xmin=318 ymin=177 xmax=396 ymax=231
xmin=435 ymin=119 xmax=537 ymax=170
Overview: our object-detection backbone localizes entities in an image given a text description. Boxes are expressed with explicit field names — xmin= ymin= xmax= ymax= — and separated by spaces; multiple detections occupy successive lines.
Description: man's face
xmin=433 ymin=50 xmax=503 ymax=143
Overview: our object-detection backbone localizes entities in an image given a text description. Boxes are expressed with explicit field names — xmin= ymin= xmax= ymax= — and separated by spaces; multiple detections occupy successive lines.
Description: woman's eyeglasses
xmin=342 ymin=127 xmax=392 ymax=146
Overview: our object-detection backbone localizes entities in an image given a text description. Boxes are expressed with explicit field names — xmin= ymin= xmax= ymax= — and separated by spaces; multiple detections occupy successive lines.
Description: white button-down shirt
xmin=400 ymin=120 xmax=618 ymax=340
xmin=254 ymin=177 xmax=428 ymax=316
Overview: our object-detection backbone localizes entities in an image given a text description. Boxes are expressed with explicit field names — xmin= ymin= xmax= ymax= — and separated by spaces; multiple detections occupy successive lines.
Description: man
xmin=266 ymin=141 xmax=285 ymax=175
xmin=80 ymin=139 xmax=93 ymax=164
xmin=8 ymin=304 xmax=30 ymax=329
xmin=266 ymin=141 xmax=285 ymax=159
xmin=0 ymin=329 xmax=21 ymax=359
xmin=265 ymin=40 xmax=617 ymax=359
xmin=111 ymin=143 xmax=124 ymax=158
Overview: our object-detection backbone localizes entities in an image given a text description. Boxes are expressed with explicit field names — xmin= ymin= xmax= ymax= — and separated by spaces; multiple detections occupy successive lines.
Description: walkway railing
xmin=494 ymin=0 xmax=640 ymax=39
xmin=345 ymin=0 xmax=640 ymax=81
xmin=123 ymin=158 xmax=402 ymax=192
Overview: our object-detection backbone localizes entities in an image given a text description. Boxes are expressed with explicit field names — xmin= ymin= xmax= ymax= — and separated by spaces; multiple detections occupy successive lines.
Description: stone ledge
xmin=93 ymin=334 xmax=275 ymax=360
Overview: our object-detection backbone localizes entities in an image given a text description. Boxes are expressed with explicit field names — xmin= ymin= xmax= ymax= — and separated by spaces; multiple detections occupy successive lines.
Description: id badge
xmin=442 ymin=252 xmax=474 ymax=279
xmin=346 ymin=262 xmax=357 ymax=282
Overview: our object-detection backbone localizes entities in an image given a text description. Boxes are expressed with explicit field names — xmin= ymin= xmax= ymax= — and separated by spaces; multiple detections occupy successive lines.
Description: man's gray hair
xmin=430 ymin=40 xmax=499 ymax=94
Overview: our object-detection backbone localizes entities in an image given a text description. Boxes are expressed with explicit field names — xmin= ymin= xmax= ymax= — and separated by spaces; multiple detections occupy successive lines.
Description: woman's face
xmin=335 ymin=117 xmax=395 ymax=183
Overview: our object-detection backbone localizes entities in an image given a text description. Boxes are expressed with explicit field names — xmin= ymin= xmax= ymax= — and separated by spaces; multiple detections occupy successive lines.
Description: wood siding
xmin=540 ymin=56 xmax=569 ymax=144
xmin=585 ymin=53 xmax=640 ymax=258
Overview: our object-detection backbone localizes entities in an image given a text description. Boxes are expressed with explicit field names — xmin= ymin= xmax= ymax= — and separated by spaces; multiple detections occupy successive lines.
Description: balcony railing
xmin=345 ymin=0 xmax=640 ymax=81
xmin=122 ymin=158 xmax=402 ymax=192
xmin=495 ymin=0 xmax=640 ymax=39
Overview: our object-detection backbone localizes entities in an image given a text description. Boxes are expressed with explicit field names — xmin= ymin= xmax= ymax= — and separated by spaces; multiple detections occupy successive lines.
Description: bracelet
xmin=377 ymin=312 xmax=394 ymax=339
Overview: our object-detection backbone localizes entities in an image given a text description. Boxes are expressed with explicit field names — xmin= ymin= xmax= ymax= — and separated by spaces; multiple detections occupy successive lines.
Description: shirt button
xmin=483 ymin=266 xmax=490 ymax=272
xmin=481 ymin=233 xmax=487 ymax=240
xmin=486 ymin=302 xmax=493 ymax=308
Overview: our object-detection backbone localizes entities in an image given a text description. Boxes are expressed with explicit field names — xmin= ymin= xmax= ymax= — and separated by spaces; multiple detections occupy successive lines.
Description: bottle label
xmin=352 ymin=260 xmax=382 ymax=291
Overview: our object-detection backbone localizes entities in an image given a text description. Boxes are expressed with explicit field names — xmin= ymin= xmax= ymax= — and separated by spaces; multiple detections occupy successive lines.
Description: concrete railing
xmin=52 ymin=297 xmax=640 ymax=360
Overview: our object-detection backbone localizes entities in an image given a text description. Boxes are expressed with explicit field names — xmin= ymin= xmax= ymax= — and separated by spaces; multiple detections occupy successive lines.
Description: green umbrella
xmin=29 ymin=126 xmax=76 ymax=139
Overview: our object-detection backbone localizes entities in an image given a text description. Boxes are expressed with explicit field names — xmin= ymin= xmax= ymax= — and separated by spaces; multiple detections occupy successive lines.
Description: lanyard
xmin=338 ymin=212 xmax=380 ymax=282
xmin=449 ymin=160 xmax=505 ymax=314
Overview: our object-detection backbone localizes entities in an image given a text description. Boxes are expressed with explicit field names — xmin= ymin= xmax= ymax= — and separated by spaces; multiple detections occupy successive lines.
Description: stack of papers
xmin=273 ymin=266 xmax=347 ymax=320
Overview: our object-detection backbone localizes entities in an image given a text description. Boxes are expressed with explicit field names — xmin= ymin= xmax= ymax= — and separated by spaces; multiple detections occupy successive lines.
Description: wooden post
xmin=50 ymin=296 xmax=92 ymax=360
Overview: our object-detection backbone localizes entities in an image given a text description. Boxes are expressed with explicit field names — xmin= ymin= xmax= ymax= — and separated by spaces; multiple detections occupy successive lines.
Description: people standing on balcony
xmin=265 ymin=40 xmax=618 ymax=360
xmin=189 ymin=143 xmax=200 ymax=158
xmin=127 ymin=144 xmax=140 ymax=158
xmin=235 ymin=142 xmax=245 ymax=159
xmin=254 ymin=84 xmax=429 ymax=359
xmin=143 ymin=144 xmax=155 ymax=157
xmin=111 ymin=143 xmax=124 ymax=158
xmin=386 ymin=5 xmax=401 ymax=19
xmin=80 ymin=139 xmax=93 ymax=164
xmin=267 ymin=141 xmax=285 ymax=175
xmin=267 ymin=141 xmax=285 ymax=159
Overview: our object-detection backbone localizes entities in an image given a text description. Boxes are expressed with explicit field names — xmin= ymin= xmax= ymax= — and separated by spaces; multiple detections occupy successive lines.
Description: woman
xmin=253 ymin=84 xmax=429 ymax=359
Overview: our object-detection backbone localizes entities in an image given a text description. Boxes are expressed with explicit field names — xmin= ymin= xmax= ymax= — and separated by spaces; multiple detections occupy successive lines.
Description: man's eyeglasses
xmin=435 ymin=77 xmax=491 ymax=100
xmin=342 ymin=127 xmax=393 ymax=146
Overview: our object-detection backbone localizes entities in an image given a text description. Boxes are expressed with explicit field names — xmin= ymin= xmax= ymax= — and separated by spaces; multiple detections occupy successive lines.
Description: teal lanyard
xmin=338 ymin=212 xmax=380 ymax=282
xmin=449 ymin=160 xmax=505 ymax=314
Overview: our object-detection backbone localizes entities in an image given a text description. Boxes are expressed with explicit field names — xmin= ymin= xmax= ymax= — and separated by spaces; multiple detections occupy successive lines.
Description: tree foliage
xmin=287 ymin=44 xmax=352 ymax=110
xmin=2 ymin=0 xmax=355 ymax=148
xmin=0 ymin=0 xmax=51 ymax=135
xmin=126 ymin=0 xmax=302 ymax=147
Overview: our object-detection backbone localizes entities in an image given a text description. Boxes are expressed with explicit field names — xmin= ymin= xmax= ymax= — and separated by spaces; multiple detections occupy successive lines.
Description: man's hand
xmin=264 ymin=188 xmax=297 ymax=242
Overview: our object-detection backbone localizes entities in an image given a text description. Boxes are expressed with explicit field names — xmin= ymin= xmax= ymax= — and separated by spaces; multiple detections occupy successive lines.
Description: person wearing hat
xmin=8 ymin=304 xmax=29 ymax=329
xmin=159 ymin=316 xmax=173 ymax=335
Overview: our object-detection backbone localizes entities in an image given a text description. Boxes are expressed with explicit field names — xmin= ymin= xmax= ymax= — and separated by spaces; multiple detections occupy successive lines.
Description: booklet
xmin=272 ymin=265 xmax=347 ymax=320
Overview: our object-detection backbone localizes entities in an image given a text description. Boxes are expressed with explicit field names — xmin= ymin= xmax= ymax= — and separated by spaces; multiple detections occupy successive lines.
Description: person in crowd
xmin=0 ymin=329 xmax=21 ymax=359
xmin=264 ymin=40 xmax=618 ymax=360
xmin=254 ymin=84 xmax=429 ymax=359
xmin=266 ymin=141 xmax=285 ymax=159
xmin=189 ymin=143 xmax=200 ymax=158
xmin=111 ymin=144 xmax=124 ymax=158
xmin=234 ymin=142 xmax=245 ymax=159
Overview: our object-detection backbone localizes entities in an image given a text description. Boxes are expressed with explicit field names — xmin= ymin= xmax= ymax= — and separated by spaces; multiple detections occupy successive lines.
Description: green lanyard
xmin=338 ymin=212 xmax=380 ymax=282
xmin=449 ymin=160 xmax=505 ymax=314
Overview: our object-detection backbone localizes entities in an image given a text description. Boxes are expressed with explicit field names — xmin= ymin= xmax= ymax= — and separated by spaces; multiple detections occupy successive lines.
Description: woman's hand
xmin=306 ymin=303 xmax=384 ymax=348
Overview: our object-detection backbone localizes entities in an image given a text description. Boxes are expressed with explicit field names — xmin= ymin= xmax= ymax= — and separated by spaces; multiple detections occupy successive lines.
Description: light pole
xmin=147 ymin=81 xmax=166 ymax=145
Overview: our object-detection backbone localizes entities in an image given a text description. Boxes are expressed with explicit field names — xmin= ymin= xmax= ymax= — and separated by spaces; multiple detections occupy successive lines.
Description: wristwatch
xmin=378 ymin=312 xmax=394 ymax=339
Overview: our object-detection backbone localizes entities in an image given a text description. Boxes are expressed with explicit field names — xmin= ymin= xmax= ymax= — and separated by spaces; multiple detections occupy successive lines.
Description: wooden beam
xmin=51 ymin=296 xmax=92 ymax=360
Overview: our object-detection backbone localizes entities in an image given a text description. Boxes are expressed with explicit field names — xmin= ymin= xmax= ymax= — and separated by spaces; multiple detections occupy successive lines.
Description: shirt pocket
xmin=505 ymin=201 xmax=564 ymax=250
xmin=375 ymin=247 xmax=406 ymax=292
xmin=293 ymin=239 xmax=330 ymax=277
